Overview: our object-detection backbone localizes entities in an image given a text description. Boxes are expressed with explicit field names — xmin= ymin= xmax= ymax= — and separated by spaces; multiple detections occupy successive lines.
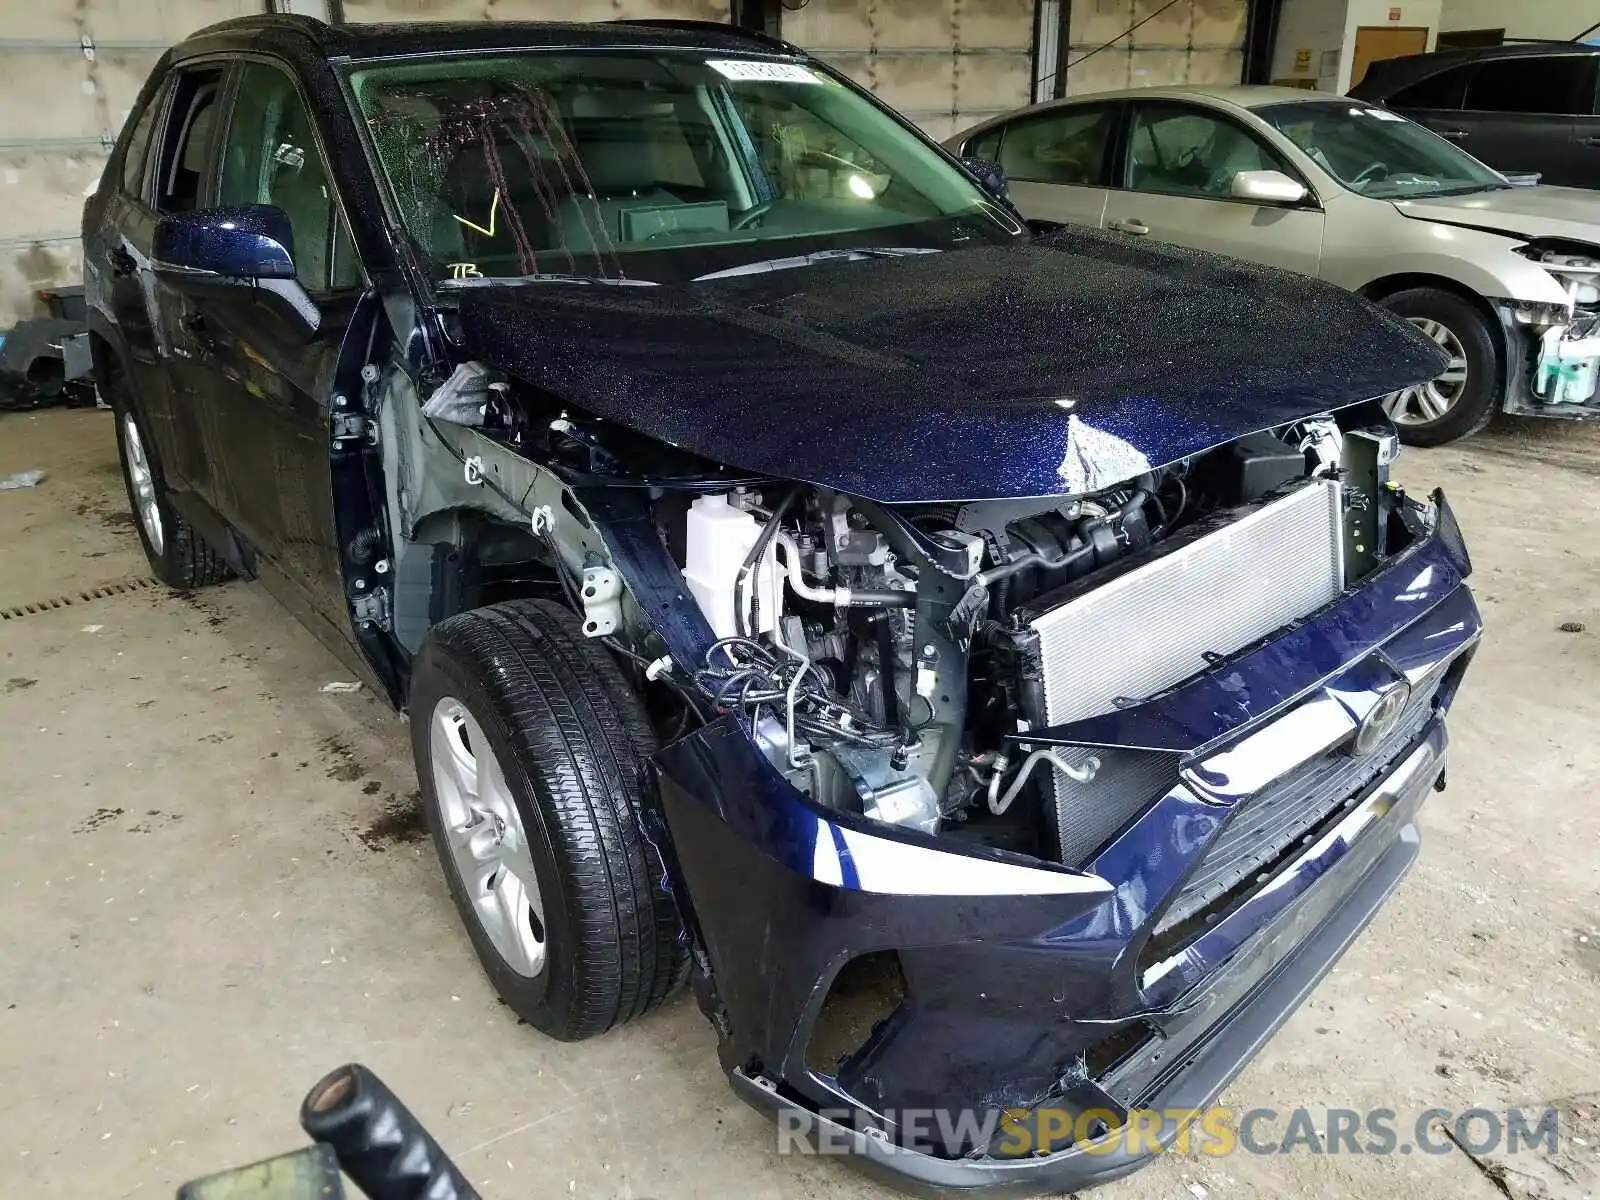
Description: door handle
xmin=1578 ymin=136 xmax=1600 ymax=148
xmin=109 ymin=246 xmax=136 ymax=277
xmin=1436 ymin=130 xmax=1469 ymax=141
xmin=1109 ymin=218 xmax=1150 ymax=235
xmin=180 ymin=310 xmax=214 ymax=351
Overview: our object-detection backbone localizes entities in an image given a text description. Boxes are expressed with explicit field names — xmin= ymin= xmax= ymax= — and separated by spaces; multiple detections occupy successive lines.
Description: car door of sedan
xmin=1099 ymin=100 xmax=1325 ymax=278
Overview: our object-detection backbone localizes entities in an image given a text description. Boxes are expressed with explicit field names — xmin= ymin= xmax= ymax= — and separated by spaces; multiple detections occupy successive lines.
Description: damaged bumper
xmin=652 ymin=495 xmax=1479 ymax=1198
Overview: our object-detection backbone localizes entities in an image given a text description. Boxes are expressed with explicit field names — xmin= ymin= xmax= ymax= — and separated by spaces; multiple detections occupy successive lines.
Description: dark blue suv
xmin=85 ymin=14 xmax=1479 ymax=1195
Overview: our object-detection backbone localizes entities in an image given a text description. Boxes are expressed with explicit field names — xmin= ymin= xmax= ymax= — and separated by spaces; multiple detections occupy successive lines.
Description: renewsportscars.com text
xmin=776 ymin=1105 xmax=1561 ymax=1159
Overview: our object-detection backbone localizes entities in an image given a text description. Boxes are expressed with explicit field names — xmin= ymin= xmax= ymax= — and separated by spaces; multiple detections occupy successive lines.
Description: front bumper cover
xmin=729 ymin=725 xmax=1444 ymax=1198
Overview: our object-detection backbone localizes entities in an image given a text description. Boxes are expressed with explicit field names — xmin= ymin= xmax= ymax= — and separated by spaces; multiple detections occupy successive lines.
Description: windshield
xmin=1254 ymin=100 xmax=1508 ymax=199
xmin=347 ymin=52 xmax=1019 ymax=284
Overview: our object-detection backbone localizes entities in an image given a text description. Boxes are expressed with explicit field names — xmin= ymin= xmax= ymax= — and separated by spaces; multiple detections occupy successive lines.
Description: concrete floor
xmin=1 ymin=407 xmax=1597 ymax=1200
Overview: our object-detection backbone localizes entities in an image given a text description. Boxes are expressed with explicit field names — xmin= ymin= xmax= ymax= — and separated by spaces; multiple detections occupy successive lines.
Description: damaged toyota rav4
xmin=85 ymin=15 xmax=1481 ymax=1195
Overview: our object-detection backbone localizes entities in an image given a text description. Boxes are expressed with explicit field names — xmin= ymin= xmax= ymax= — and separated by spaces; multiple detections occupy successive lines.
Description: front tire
xmin=1377 ymin=288 xmax=1501 ymax=446
xmin=111 ymin=393 xmax=231 ymax=589
xmin=409 ymin=599 xmax=685 ymax=1040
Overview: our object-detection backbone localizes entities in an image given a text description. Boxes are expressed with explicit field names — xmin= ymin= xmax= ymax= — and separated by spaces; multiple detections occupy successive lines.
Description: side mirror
xmin=152 ymin=204 xmax=319 ymax=335
xmin=1230 ymin=170 xmax=1309 ymax=205
xmin=153 ymin=204 xmax=297 ymax=280
xmin=962 ymin=156 xmax=1013 ymax=204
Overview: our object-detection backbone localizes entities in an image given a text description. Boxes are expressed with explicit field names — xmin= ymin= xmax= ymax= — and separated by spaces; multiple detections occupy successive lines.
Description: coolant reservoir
xmin=682 ymin=494 xmax=779 ymax=638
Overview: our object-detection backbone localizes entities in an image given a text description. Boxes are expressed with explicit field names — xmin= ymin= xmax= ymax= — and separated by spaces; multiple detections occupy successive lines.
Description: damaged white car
xmin=951 ymin=85 xmax=1600 ymax=444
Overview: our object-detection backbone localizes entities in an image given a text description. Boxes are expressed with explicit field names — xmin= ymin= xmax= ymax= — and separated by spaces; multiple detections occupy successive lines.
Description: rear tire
xmin=409 ymin=599 xmax=685 ymax=1040
xmin=110 ymin=385 xmax=231 ymax=589
xmin=1377 ymin=287 xmax=1501 ymax=447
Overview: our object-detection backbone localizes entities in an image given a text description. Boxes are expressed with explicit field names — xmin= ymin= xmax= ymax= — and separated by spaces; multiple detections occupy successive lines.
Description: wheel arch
xmin=1356 ymin=273 xmax=1509 ymax=385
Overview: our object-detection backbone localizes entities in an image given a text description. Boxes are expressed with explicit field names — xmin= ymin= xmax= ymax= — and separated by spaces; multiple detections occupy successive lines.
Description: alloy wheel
xmin=123 ymin=414 xmax=164 ymax=556
xmin=429 ymin=697 xmax=547 ymax=978
xmin=1382 ymin=317 xmax=1470 ymax=426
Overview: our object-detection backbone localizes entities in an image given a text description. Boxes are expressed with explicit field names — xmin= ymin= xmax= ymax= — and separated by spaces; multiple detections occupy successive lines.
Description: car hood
xmin=1392 ymin=185 xmax=1600 ymax=245
xmin=453 ymin=227 xmax=1443 ymax=503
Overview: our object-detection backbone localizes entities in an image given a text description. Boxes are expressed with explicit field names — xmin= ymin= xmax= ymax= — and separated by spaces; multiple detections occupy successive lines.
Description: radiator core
xmin=1028 ymin=479 xmax=1346 ymax=860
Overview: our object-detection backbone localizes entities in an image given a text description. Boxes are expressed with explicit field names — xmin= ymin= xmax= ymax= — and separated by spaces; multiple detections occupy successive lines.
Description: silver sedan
xmin=950 ymin=85 xmax=1600 ymax=444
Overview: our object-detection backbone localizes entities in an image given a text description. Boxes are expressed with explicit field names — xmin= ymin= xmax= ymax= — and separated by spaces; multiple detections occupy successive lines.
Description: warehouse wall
xmin=1059 ymin=0 xmax=1246 ymax=95
xmin=343 ymin=0 xmax=728 ymax=24
xmin=781 ymin=0 xmax=1036 ymax=142
xmin=1439 ymin=0 xmax=1598 ymax=41
xmin=0 ymin=0 xmax=260 ymax=324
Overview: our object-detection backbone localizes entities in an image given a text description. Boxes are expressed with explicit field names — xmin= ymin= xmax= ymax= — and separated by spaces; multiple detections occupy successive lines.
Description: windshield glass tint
xmin=348 ymin=53 xmax=1017 ymax=283
xmin=1254 ymin=101 xmax=1506 ymax=199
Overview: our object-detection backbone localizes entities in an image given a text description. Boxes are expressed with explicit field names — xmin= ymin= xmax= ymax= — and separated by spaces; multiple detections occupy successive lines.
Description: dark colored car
xmin=84 ymin=14 xmax=1480 ymax=1196
xmin=1351 ymin=42 xmax=1600 ymax=187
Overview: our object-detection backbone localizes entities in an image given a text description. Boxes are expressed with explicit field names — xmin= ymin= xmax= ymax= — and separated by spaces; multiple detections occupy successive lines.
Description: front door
xmin=1350 ymin=26 xmax=1431 ymax=90
xmin=171 ymin=59 xmax=366 ymax=628
xmin=1101 ymin=101 xmax=1325 ymax=278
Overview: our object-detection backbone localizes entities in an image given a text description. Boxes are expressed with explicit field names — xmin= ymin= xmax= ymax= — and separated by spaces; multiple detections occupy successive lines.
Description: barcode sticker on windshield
xmin=708 ymin=60 xmax=822 ymax=84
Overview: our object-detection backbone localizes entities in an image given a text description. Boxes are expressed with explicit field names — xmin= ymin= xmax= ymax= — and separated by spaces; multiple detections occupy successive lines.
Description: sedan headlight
xmin=1516 ymin=244 xmax=1600 ymax=306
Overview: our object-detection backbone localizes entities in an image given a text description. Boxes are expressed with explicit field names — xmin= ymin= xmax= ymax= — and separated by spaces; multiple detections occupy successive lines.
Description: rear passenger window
xmin=119 ymin=81 xmax=167 ymax=197
xmin=997 ymin=106 xmax=1115 ymax=186
xmin=1464 ymin=55 xmax=1598 ymax=115
xmin=1387 ymin=64 xmax=1472 ymax=110
xmin=155 ymin=68 xmax=226 ymax=213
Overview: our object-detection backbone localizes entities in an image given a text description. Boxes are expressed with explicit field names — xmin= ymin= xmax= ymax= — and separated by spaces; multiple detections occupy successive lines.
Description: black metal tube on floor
xmin=301 ymin=1064 xmax=480 ymax=1200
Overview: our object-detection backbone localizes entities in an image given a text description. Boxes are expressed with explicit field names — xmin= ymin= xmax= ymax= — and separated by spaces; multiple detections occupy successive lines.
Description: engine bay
xmin=397 ymin=360 xmax=1415 ymax=870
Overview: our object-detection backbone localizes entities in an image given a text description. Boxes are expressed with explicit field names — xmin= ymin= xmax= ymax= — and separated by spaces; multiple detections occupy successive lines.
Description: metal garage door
xmin=781 ymin=0 xmax=1037 ymax=142
xmin=0 ymin=0 xmax=729 ymax=325
xmin=1061 ymin=0 xmax=1246 ymax=94
xmin=0 ymin=0 xmax=258 ymax=325
xmin=345 ymin=0 xmax=729 ymax=23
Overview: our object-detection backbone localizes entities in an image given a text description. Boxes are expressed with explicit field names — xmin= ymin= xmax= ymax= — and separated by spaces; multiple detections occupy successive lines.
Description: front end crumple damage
xmin=650 ymin=493 xmax=1478 ymax=1198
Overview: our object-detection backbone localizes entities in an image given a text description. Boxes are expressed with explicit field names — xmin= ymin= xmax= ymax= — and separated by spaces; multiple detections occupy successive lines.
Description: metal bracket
xmin=580 ymin=565 xmax=622 ymax=638
xmin=352 ymin=586 xmax=391 ymax=631
xmin=331 ymin=406 xmax=376 ymax=450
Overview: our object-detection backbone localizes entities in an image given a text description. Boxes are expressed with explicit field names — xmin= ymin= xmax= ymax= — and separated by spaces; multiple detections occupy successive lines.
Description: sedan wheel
xmin=429 ymin=696 xmax=547 ymax=978
xmin=1382 ymin=317 xmax=1469 ymax=426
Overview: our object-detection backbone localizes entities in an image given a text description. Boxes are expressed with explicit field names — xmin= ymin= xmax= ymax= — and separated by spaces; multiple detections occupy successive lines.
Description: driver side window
xmin=218 ymin=62 xmax=360 ymax=292
xmin=1127 ymin=103 xmax=1293 ymax=200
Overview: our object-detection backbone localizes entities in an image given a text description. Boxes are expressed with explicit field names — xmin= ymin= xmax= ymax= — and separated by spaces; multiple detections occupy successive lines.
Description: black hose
xmin=734 ymin=486 xmax=799 ymax=637
xmin=978 ymin=541 xmax=1095 ymax=586
xmin=873 ymin=611 xmax=900 ymax=728
xmin=301 ymin=1065 xmax=479 ymax=1200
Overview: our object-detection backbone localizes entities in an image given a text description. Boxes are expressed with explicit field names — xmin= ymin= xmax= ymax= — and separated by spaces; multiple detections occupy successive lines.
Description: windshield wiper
xmin=439 ymin=273 xmax=660 ymax=289
xmin=694 ymin=246 xmax=941 ymax=281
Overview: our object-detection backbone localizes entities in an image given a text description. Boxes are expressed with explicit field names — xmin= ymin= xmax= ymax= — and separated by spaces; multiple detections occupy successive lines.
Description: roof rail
xmin=608 ymin=18 xmax=798 ymax=55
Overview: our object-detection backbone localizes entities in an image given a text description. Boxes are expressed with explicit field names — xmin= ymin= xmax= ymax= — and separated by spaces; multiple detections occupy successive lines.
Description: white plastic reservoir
xmin=682 ymin=494 xmax=779 ymax=639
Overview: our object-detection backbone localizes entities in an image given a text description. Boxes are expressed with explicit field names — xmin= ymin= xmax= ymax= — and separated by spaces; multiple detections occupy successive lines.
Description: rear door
xmin=1101 ymin=100 xmax=1325 ymax=277
xmin=144 ymin=64 xmax=231 ymax=499
xmin=185 ymin=57 xmax=365 ymax=624
xmin=989 ymin=103 xmax=1122 ymax=230
xmin=1456 ymin=55 xmax=1593 ymax=185
xmin=84 ymin=72 xmax=170 ymax=410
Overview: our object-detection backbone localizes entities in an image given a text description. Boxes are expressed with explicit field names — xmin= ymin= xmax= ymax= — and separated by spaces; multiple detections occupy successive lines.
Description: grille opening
xmin=804 ymin=951 xmax=906 ymax=1077
xmin=1139 ymin=694 xmax=1441 ymax=974
xmin=1084 ymin=1019 xmax=1159 ymax=1081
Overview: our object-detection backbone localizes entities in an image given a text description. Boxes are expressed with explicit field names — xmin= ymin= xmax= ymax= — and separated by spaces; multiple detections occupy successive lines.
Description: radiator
xmin=1029 ymin=480 xmax=1346 ymax=861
